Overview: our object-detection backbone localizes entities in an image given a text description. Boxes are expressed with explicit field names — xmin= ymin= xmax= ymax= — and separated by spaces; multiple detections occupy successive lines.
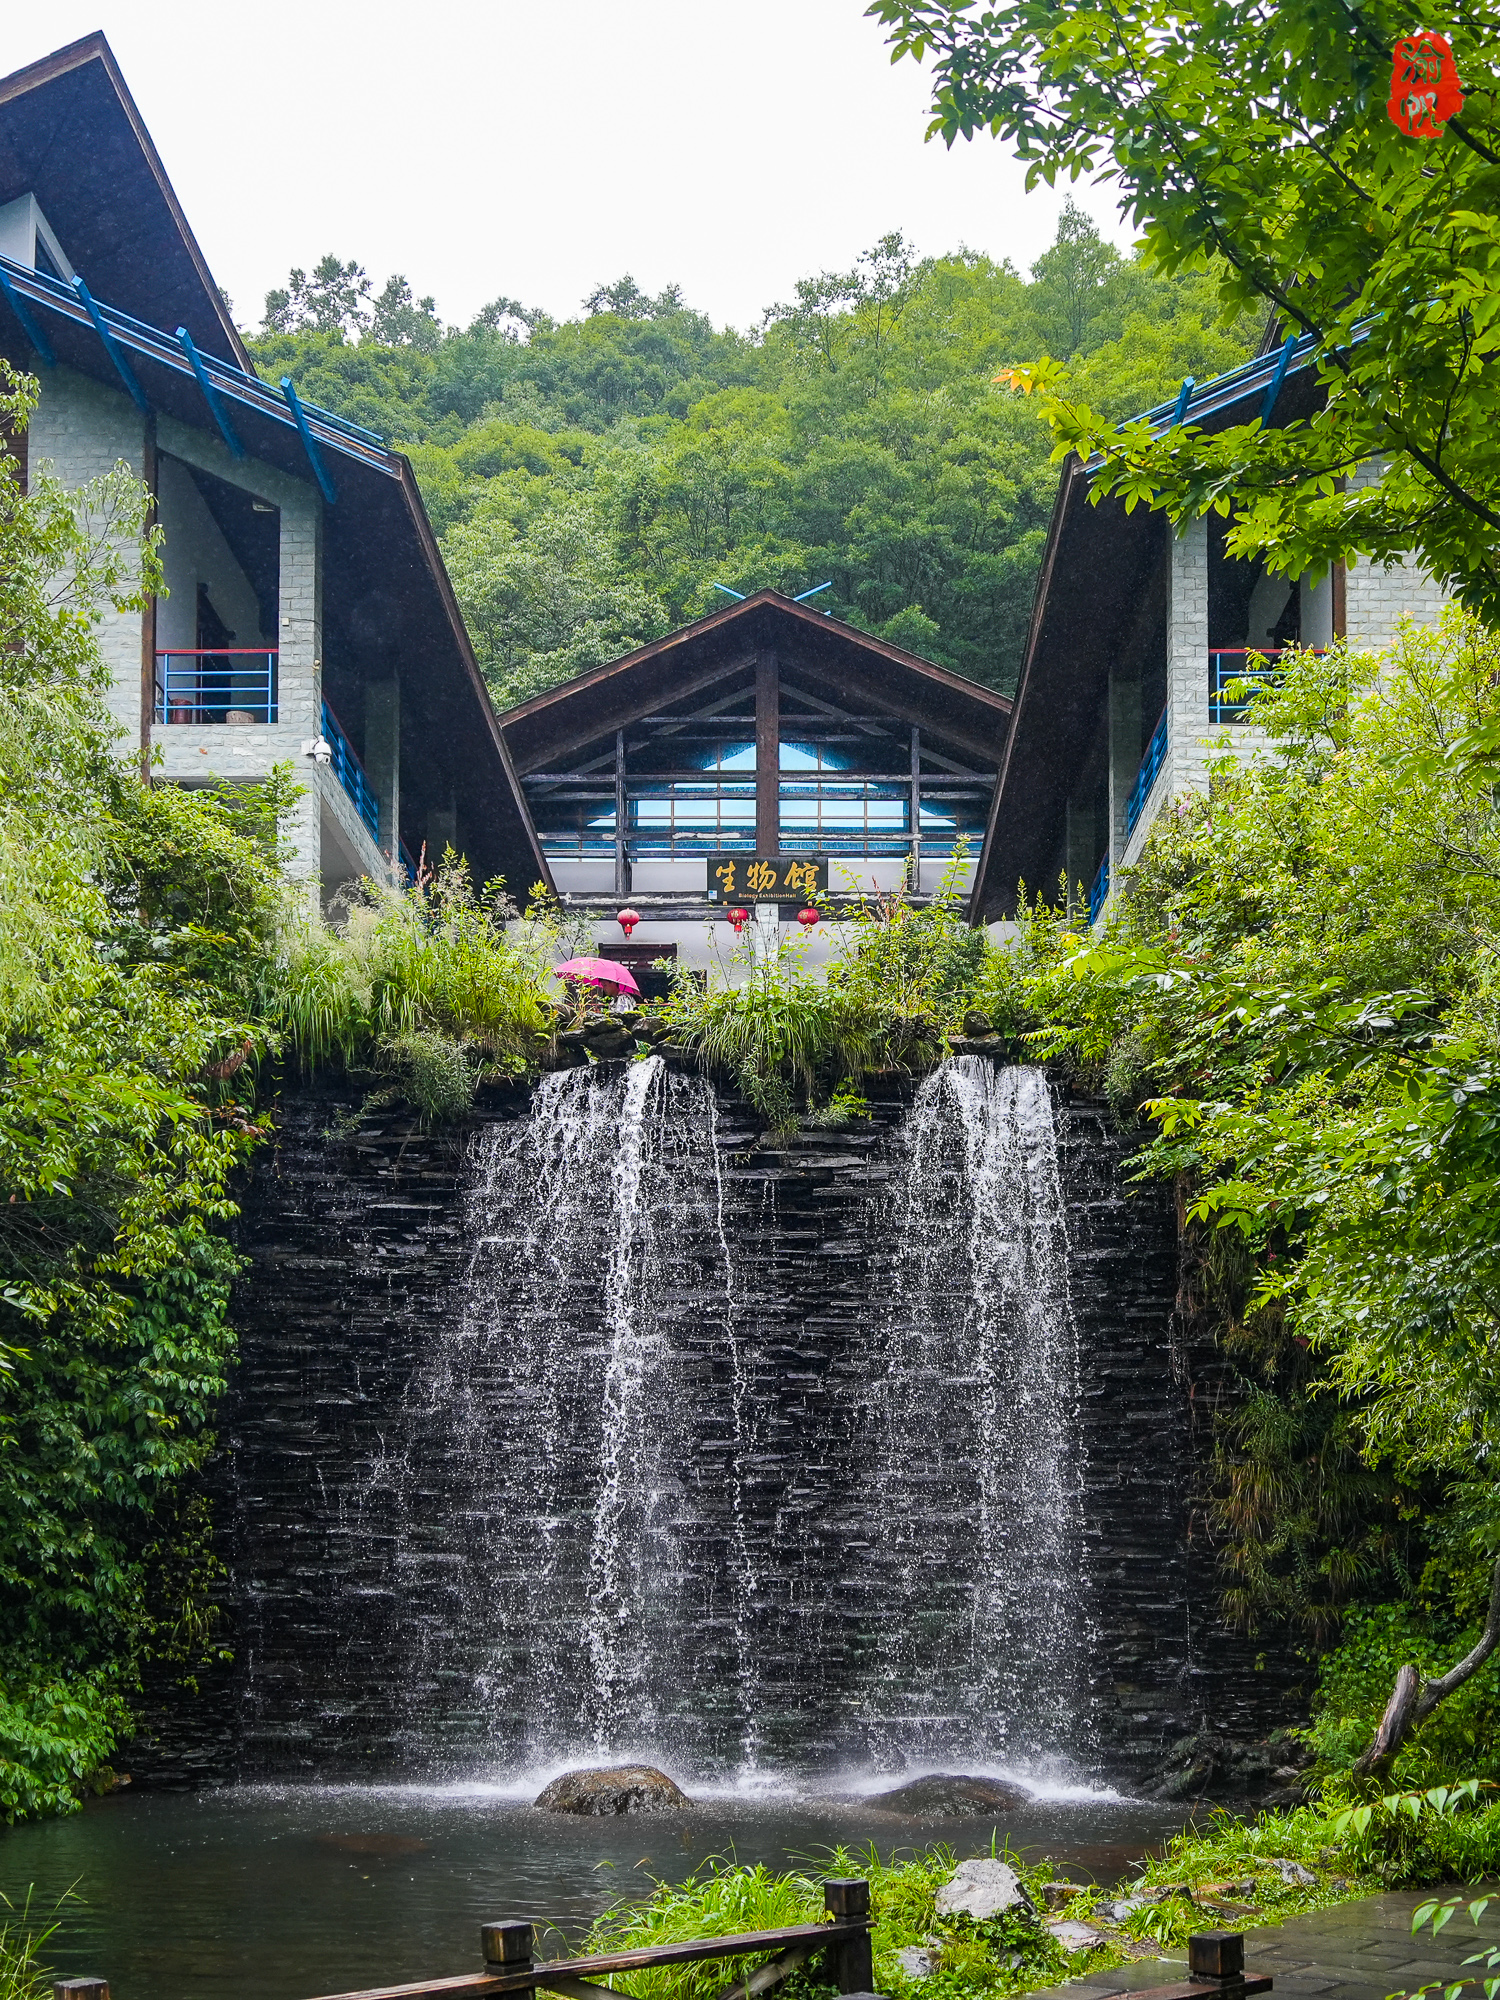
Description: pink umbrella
xmin=554 ymin=956 xmax=641 ymax=996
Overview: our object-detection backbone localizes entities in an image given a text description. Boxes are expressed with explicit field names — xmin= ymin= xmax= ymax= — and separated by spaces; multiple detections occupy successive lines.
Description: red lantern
xmin=616 ymin=907 xmax=640 ymax=938
xmin=727 ymin=907 xmax=750 ymax=933
xmin=1387 ymin=30 xmax=1463 ymax=135
xmin=797 ymin=906 xmax=820 ymax=928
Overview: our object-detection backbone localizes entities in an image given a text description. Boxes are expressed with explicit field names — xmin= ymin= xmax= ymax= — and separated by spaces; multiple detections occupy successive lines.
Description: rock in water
xmin=935 ymin=1858 xmax=1033 ymax=1920
xmin=534 ymin=1765 xmax=693 ymax=1814
xmin=869 ymin=1773 xmax=1032 ymax=1819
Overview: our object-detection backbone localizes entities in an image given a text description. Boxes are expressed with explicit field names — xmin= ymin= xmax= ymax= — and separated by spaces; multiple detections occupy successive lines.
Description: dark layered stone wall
xmin=127 ymin=1068 xmax=1305 ymax=1794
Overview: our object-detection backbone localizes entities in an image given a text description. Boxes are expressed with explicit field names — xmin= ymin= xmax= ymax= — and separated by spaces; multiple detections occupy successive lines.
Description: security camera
xmin=301 ymin=735 xmax=333 ymax=766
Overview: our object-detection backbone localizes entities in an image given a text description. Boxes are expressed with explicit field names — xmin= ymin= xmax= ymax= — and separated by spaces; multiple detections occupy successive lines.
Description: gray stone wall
xmin=127 ymin=1069 xmax=1304 ymax=1795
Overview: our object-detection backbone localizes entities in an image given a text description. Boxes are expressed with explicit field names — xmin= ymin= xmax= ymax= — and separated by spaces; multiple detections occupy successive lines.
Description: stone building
xmin=0 ymin=33 xmax=544 ymax=908
xmin=969 ymin=335 xmax=1447 ymax=925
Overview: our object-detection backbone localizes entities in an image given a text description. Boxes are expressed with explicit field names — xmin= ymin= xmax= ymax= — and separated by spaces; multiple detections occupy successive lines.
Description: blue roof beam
xmin=280 ymin=375 xmax=337 ymax=505
xmin=73 ymin=274 xmax=150 ymax=415
xmin=1260 ymin=332 xmax=1297 ymax=428
xmin=176 ymin=326 xmax=244 ymax=458
xmin=0 ymin=267 xmax=53 ymax=366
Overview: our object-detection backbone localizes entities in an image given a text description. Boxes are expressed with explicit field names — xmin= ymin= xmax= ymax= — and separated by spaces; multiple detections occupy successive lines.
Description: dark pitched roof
xmin=970 ymin=338 xmax=1326 ymax=920
xmin=0 ymin=36 xmax=549 ymax=897
xmin=498 ymin=590 xmax=1012 ymax=774
xmin=0 ymin=33 xmax=248 ymax=368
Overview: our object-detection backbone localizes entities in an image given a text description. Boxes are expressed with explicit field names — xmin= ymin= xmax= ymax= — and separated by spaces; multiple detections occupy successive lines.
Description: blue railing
xmin=1088 ymin=853 xmax=1110 ymax=924
xmin=1210 ymin=646 xmax=1327 ymax=721
xmin=0 ymin=254 xmax=394 ymax=468
xmin=321 ymin=700 xmax=380 ymax=842
xmin=1126 ymin=707 xmax=1169 ymax=835
xmin=399 ymin=839 xmax=418 ymax=884
xmin=155 ymin=648 xmax=277 ymax=724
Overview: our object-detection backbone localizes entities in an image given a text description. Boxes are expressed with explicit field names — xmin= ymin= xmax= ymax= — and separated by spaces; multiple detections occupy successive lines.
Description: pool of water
xmin=0 ymin=1778 xmax=1195 ymax=2000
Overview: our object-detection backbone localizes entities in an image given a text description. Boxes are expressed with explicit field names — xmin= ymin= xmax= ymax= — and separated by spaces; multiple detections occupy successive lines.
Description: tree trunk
xmin=1353 ymin=1556 xmax=1500 ymax=1782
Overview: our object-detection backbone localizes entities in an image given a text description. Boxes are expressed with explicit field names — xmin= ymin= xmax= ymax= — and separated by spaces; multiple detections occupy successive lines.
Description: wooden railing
xmin=49 ymin=1898 xmax=1272 ymax=2000
xmin=50 ymin=1878 xmax=875 ymax=2000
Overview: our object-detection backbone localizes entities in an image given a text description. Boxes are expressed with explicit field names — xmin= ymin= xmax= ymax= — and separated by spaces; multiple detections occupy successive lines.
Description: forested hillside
xmin=246 ymin=209 xmax=1256 ymax=707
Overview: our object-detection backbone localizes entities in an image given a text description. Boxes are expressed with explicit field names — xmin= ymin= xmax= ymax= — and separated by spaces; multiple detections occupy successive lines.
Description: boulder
xmin=1270 ymin=1858 xmax=1317 ymax=1887
xmin=1047 ymin=1920 xmax=1104 ymax=1953
xmin=869 ymin=1773 xmax=1031 ymax=1819
xmin=935 ymin=1857 xmax=1034 ymax=1921
xmin=894 ymin=1947 xmax=940 ymax=1979
xmin=534 ymin=1764 xmax=693 ymax=1815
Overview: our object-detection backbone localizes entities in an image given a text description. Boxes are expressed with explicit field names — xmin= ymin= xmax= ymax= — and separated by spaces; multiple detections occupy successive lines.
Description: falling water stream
xmin=364 ymin=1055 xmax=1084 ymax=1780
xmin=859 ymin=1058 xmax=1083 ymax=1767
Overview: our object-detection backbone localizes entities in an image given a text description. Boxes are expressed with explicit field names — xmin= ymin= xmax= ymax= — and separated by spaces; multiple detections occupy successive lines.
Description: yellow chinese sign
xmin=707 ymin=853 xmax=829 ymax=901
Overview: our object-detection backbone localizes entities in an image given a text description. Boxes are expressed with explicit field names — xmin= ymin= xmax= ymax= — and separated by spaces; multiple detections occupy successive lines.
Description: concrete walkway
xmin=1026 ymin=1893 xmax=1494 ymax=2000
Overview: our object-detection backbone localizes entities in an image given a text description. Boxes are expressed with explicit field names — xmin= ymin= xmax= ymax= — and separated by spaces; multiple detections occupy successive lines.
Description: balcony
xmin=321 ymin=700 xmax=380 ymax=843
xmin=155 ymin=649 xmax=277 ymax=725
xmin=1125 ymin=707 xmax=1169 ymax=835
xmin=1209 ymin=647 xmax=1324 ymax=722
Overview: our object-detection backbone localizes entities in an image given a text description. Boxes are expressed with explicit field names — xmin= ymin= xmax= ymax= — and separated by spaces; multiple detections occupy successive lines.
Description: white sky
xmin=18 ymin=0 xmax=1133 ymax=337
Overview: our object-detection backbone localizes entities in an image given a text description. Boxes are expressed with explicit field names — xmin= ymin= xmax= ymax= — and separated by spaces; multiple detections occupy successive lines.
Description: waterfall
xmin=856 ymin=1059 xmax=1085 ymax=1768
xmin=365 ymin=1056 xmax=748 ymax=1770
xmin=356 ymin=1055 xmax=1083 ymax=1780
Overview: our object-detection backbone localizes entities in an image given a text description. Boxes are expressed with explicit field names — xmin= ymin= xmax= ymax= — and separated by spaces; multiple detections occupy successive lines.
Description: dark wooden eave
xmin=498 ymin=591 xmax=1013 ymax=774
xmin=969 ymin=352 xmax=1328 ymax=923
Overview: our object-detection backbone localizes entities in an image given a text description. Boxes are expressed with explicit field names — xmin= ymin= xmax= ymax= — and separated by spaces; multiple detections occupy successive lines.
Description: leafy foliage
xmin=249 ymin=211 xmax=1253 ymax=701
xmin=0 ymin=367 xmax=288 ymax=1817
xmin=871 ymin=0 xmax=1500 ymax=618
xmin=1307 ymin=1604 xmax=1500 ymax=1787
xmin=996 ymin=612 xmax=1500 ymax=1761
xmin=659 ymin=858 xmax=992 ymax=1132
xmin=578 ymin=1846 xmax=1074 ymax=2000
xmin=273 ymin=855 xmax=554 ymax=1088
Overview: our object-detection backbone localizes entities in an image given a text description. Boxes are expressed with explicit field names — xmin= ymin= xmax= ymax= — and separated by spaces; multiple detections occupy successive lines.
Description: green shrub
xmin=376 ymin=1029 xmax=478 ymax=1128
xmin=577 ymin=1846 xmax=1074 ymax=2000
xmin=276 ymin=856 xmax=554 ymax=1075
xmin=1326 ymin=1780 xmax=1500 ymax=1885
xmin=0 ymin=1676 xmax=122 ymax=1823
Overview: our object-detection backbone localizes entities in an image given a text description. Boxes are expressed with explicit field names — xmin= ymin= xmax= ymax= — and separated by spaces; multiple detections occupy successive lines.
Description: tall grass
xmin=661 ymin=935 xmax=893 ymax=1133
xmin=273 ymin=857 xmax=554 ymax=1087
xmin=0 ymin=1889 xmax=70 ymax=2000
xmin=575 ymin=1845 xmax=1067 ymax=2000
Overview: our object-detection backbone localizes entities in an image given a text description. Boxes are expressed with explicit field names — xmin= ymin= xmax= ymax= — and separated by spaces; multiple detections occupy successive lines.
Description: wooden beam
xmin=910 ymin=725 xmax=921 ymax=891
xmin=756 ymin=649 xmax=779 ymax=855
xmin=613 ymin=728 xmax=627 ymax=897
xmin=508 ymin=654 xmax=757 ymax=774
xmin=713 ymin=1939 xmax=818 ymax=2000
xmin=482 ymin=1923 xmax=868 ymax=1992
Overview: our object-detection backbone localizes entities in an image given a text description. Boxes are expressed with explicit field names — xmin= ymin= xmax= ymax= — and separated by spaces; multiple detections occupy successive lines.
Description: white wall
xmin=0 ymin=193 xmax=74 ymax=278
xmin=28 ymin=366 xmax=148 ymax=745
xmin=155 ymin=454 xmax=268 ymax=653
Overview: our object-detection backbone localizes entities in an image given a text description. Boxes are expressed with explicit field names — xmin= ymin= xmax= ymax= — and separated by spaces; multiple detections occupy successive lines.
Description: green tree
xmin=442 ymin=494 xmax=671 ymax=709
xmin=869 ymin=0 xmax=1500 ymax=615
xmin=1019 ymin=614 xmax=1500 ymax=1772
xmin=0 ymin=364 xmax=289 ymax=1817
xmin=262 ymin=253 xmax=373 ymax=336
